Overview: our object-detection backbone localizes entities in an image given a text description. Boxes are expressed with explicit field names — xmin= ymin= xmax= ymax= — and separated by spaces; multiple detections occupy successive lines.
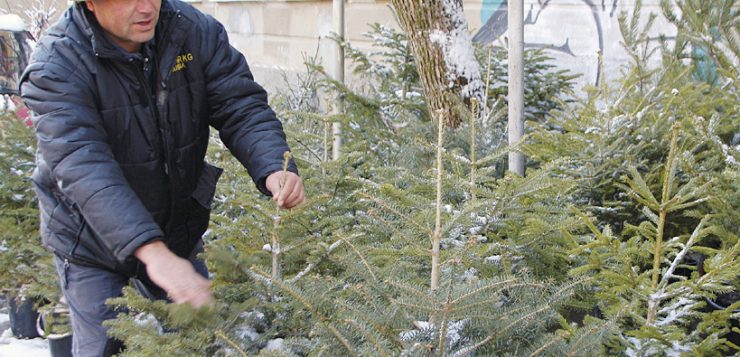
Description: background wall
xmin=473 ymin=0 xmax=676 ymax=87
xmin=187 ymin=0 xmax=401 ymax=92
xmin=187 ymin=0 xmax=675 ymax=93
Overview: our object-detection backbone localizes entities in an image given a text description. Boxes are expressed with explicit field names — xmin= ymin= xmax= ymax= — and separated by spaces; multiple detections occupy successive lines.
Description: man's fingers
xmin=271 ymin=175 xmax=291 ymax=202
xmin=187 ymin=293 xmax=214 ymax=308
xmin=281 ymin=180 xmax=298 ymax=204
xmin=171 ymin=280 xmax=213 ymax=307
xmin=266 ymin=171 xmax=304 ymax=209
xmin=146 ymin=254 xmax=214 ymax=308
xmin=285 ymin=189 xmax=304 ymax=208
xmin=274 ymin=176 xmax=299 ymax=207
xmin=279 ymin=181 xmax=304 ymax=208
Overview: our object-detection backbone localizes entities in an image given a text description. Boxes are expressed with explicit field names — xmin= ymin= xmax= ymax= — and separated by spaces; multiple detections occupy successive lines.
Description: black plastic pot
xmin=8 ymin=296 xmax=40 ymax=339
xmin=48 ymin=334 xmax=73 ymax=357
xmin=37 ymin=306 xmax=73 ymax=357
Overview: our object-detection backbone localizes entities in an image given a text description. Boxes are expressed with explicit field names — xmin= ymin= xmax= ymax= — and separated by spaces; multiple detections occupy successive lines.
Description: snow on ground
xmin=0 ymin=313 xmax=50 ymax=357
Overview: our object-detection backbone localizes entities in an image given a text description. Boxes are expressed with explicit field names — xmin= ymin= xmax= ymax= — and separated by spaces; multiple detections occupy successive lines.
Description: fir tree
xmin=0 ymin=113 xmax=58 ymax=304
xmin=525 ymin=0 xmax=739 ymax=354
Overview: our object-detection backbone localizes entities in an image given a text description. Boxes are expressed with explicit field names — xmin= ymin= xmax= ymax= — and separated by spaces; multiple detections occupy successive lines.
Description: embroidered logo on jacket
xmin=171 ymin=53 xmax=194 ymax=73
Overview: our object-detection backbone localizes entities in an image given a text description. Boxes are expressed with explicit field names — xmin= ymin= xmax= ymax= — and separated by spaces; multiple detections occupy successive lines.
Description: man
xmin=20 ymin=0 xmax=304 ymax=355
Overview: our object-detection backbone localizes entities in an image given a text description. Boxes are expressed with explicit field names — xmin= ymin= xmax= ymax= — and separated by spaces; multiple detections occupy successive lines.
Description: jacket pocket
xmin=165 ymin=163 xmax=221 ymax=259
xmin=191 ymin=162 xmax=223 ymax=210
xmin=46 ymin=190 xmax=79 ymax=239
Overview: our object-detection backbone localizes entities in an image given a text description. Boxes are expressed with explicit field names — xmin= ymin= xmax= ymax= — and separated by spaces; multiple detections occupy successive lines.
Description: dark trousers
xmin=53 ymin=242 xmax=208 ymax=357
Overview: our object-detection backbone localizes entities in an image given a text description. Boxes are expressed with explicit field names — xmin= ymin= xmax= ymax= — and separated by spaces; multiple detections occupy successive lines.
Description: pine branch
xmin=647 ymin=124 xmax=681 ymax=325
xmin=527 ymin=334 xmax=563 ymax=357
xmin=393 ymin=300 xmax=438 ymax=313
xmin=436 ymin=258 xmax=459 ymax=356
xmin=693 ymin=238 xmax=739 ymax=289
xmin=344 ymin=319 xmax=393 ymax=357
xmin=452 ymin=303 xmax=553 ymax=357
xmin=564 ymin=319 xmax=617 ymax=357
xmin=450 ymin=277 xmax=534 ymax=305
xmin=439 ymin=199 xmax=494 ymax=240
xmin=366 ymin=208 xmax=404 ymax=238
xmin=215 ymin=330 xmax=248 ymax=357
xmin=665 ymin=187 xmax=712 ymax=213
xmin=386 ymin=280 xmax=436 ymax=305
xmin=339 ymin=235 xmax=378 ymax=282
xmin=621 ymin=167 xmax=660 ymax=211
xmin=451 ymin=279 xmax=580 ymax=356
xmin=356 ymin=192 xmax=432 ymax=236
xmin=447 ymin=282 xmax=553 ymax=314
xmin=657 ymin=216 xmax=709 ymax=291
xmin=250 ymin=267 xmax=359 ymax=357
xmin=287 ymin=239 xmax=344 ymax=284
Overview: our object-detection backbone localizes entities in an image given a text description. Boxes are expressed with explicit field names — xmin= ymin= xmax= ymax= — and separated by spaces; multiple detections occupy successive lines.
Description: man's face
xmin=85 ymin=0 xmax=161 ymax=53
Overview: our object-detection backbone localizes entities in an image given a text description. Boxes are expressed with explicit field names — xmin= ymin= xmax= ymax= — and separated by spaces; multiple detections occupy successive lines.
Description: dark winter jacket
xmin=20 ymin=0 xmax=296 ymax=276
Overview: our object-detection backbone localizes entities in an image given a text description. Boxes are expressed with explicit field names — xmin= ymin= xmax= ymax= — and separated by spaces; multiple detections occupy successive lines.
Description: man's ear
xmin=85 ymin=1 xmax=95 ymax=13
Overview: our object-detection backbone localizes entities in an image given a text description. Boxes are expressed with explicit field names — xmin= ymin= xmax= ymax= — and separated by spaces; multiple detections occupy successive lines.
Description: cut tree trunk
xmin=390 ymin=0 xmax=482 ymax=128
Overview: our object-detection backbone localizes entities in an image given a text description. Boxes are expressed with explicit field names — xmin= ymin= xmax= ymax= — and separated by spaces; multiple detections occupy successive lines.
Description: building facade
xmin=186 ymin=0 xmax=675 ymax=92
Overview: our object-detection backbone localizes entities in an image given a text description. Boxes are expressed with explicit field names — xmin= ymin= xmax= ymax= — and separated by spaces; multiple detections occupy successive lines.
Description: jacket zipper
xmin=132 ymin=59 xmax=171 ymax=176
xmin=149 ymin=9 xmax=183 ymax=167
xmin=63 ymin=219 xmax=86 ymax=289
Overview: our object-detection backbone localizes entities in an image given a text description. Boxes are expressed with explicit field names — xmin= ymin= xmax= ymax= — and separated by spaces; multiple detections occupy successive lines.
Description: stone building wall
xmin=188 ymin=0 xmax=675 ymax=92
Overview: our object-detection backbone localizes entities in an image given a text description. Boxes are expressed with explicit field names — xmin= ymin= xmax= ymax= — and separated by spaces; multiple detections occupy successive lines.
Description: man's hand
xmin=265 ymin=171 xmax=305 ymax=209
xmin=134 ymin=241 xmax=214 ymax=307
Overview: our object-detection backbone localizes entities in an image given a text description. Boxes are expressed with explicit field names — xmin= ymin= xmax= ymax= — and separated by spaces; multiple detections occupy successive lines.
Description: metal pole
xmin=331 ymin=0 xmax=344 ymax=160
xmin=508 ymin=0 xmax=524 ymax=175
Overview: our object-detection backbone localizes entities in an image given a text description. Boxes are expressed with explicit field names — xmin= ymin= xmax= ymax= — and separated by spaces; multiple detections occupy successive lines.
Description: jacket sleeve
xmin=21 ymin=57 xmax=163 ymax=264
xmin=201 ymin=18 xmax=298 ymax=195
